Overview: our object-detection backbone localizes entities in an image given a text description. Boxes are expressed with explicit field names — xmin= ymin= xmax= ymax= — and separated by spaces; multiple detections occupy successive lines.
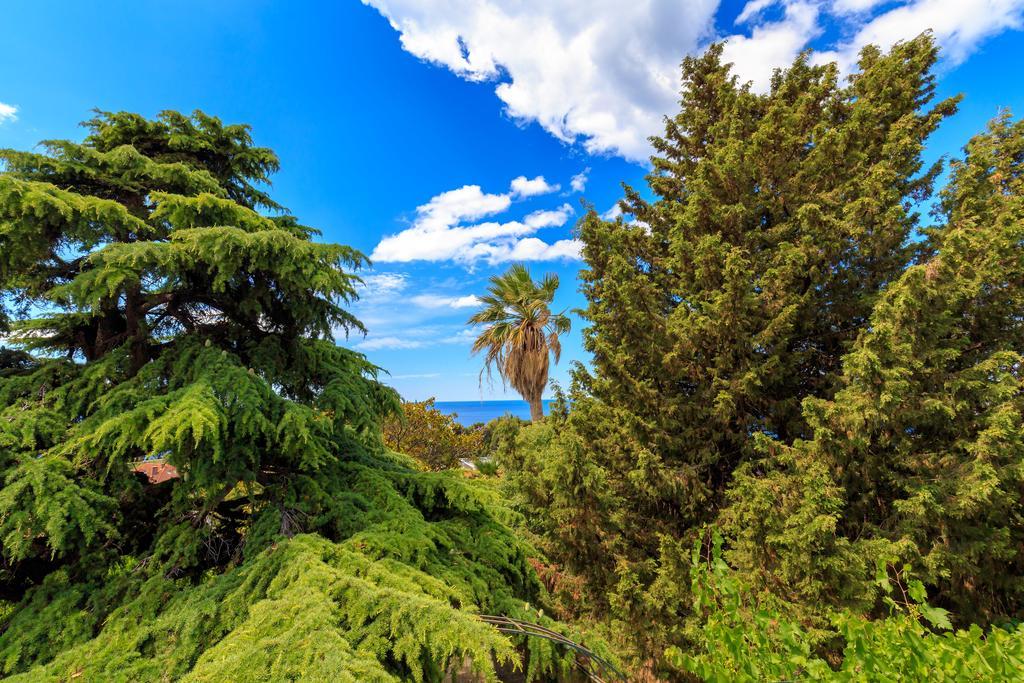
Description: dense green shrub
xmin=0 ymin=462 xmax=577 ymax=681
xmin=382 ymin=398 xmax=484 ymax=471
xmin=669 ymin=531 xmax=1024 ymax=682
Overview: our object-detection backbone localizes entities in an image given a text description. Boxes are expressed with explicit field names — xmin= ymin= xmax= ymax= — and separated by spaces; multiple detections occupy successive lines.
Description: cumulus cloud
xmin=371 ymin=177 xmax=580 ymax=265
xmin=414 ymin=185 xmax=512 ymax=231
xmin=831 ymin=0 xmax=890 ymax=15
xmin=722 ymin=1 xmax=822 ymax=91
xmin=601 ymin=203 xmax=623 ymax=220
xmin=362 ymin=0 xmax=718 ymax=160
xmin=570 ymin=168 xmax=590 ymax=193
xmin=818 ymin=0 xmax=1024 ymax=72
xmin=523 ymin=206 xmax=574 ymax=229
xmin=0 ymin=102 xmax=17 ymax=124
xmin=364 ymin=0 xmax=1024 ymax=158
xmin=462 ymin=236 xmax=582 ymax=263
xmin=727 ymin=0 xmax=1024 ymax=89
xmin=510 ymin=175 xmax=559 ymax=197
xmin=736 ymin=0 xmax=780 ymax=22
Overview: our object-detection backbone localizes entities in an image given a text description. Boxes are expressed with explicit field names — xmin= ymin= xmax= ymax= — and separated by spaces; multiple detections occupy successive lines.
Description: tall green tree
xmin=469 ymin=264 xmax=571 ymax=422
xmin=722 ymin=112 xmax=1024 ymax=624
xmin=547 ymin=34 xmax=960 ymax=651
xmin=0 ymin=109 xmax=389 ymax=575
xmin=0 ymin=111 xmax=578 ymax=680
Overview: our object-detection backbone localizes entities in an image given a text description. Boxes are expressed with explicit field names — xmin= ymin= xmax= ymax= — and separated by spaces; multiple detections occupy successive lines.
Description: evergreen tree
xmin=0 ymin=111 xmax=580 ymax=680
xmin=0 ymin=109 xmax=389 ymax=576
xmin=556 ymin=34 xmax=959 ymax=651
xmin=722 ymin=112 xmax=1024 ymax=624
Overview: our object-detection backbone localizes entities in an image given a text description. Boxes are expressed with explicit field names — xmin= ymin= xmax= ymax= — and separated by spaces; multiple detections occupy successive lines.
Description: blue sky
xmin=1 ymin=0 xmax=1022 ymax=400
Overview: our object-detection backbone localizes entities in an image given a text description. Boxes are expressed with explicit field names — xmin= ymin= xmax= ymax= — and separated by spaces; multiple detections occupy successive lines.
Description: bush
xmin=669 ymin=530 xmax=1024 ymax=682
xmin=382 ymin=399 xmax=484 ymax=470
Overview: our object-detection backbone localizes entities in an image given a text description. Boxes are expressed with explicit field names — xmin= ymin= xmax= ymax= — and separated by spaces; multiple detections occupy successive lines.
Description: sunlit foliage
xmin=469 ymin=265 xmax=570 ymax=422
xmin=0 ymin=111 xmax=579 ymax=680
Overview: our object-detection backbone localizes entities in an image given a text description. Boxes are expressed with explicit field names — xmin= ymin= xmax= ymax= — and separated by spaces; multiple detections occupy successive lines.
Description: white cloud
xmin=831 ymin=0 xmax=889 ymax=15
xmin=510 ymin=175 xmax=559 ymax=197
xmin=0 ymin=102 xmax=17 ymax=124
xmin=371 ymin=177 xmax=579 ymax=265
xmin=357 ymin=272 xmax=408 ymax=302
xmin=570 ymin=168 xmax=589 ymax=193
xmin=345 ymin=272 xmax=487 ymax=352
xmin=362 ymin=0 xmax=718 ymax=161
xmin=353 ymin=271 xmax=481 ymax=314
xmin=727 ymin=0 xmax=1024 ymax=89
xmin=364 ymin=0 xmax=1024 ymax=158
xmin=410 ymin=294 xmax=481 ymax=308
xmin=356 ymin=326 xmax=478 ymax=351
xmin=414 ymin=185 xmax=511 ymax=231
xmin=722 ymin=2 xmax=822 ymax=92
xmin=821 ymin=0 xmax=1024 ymax=71
xmin=357 ymin=336 xmax=428 ymax=350
xmin=602 ymin=203 xmax=624 ymax=220
xmin=523 ymin=206 xmax=573 ymax=229
xmin=466 ymin=237 xmax=582 ymax=263
xmin=447 ymin=328 xmax=479 ymax=344
xmin=736 ymin=0 xmax=778 ymax=23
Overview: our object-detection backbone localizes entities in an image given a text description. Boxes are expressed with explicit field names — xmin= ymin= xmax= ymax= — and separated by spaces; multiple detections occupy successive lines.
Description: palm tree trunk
xmin=528 ymin=396 xmax=544 ymax=422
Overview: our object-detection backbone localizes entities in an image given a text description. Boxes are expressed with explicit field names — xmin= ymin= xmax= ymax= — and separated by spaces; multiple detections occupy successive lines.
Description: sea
xmin=433 ymin=400 xmax=556 ymax=427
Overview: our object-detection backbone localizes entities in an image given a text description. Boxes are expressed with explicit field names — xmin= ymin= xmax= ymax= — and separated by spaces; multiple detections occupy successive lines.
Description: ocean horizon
xmin=433 ymin=399 xmax=556 ymax=426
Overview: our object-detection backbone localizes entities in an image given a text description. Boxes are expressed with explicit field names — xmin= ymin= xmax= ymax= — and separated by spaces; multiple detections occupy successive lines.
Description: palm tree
xmin=468 ymin=264 xmax=571 ymax=422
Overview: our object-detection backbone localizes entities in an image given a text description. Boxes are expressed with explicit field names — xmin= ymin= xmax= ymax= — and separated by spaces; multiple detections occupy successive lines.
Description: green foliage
xmin=668 ymin=531 xmax=1024 ymax=682
xmin=490 ymin=409 xmax=615 ymax=619
xmin=721 ymin=112 xmax=1024 ymax=624
xmin=481 ymin=414 xmax=529 ymax=459
xmin=0 ymin=460 xmax=585 ymax=680
xmin=558 ymin=38 xmax=961 ymax=643
xmin=0 ymin=468 xmax=523 ymax=682
xmin=547 ymin=36 xmax=959 ymax=656
xmin=0 ymin=111 xmax=584 ymax=680
xmin=0 ymin=456 xmax=117 ymax=562
xmin=382 ymin=398 xmax=484 ymax=471
xmin=496 ymin=34 xmax=1024 ymax=676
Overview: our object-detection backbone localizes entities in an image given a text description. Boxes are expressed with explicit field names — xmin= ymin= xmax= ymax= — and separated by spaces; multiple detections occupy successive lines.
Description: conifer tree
xmin=559 ymin=34 xmax=959 ymax=647
xmin=0 ymin=109 xmax=391 ymax=576
xmin=503 ymin=35 xmax=1024 ymax=669
xmin=0 ymin=111 xmax=580 ymax=680
xmin=723 ymin=112 xmax=1024 ymax=624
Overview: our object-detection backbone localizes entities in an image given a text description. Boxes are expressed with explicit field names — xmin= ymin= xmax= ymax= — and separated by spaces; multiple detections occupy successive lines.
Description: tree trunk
xmin=528 ymin=396 xmax=544 ymax=422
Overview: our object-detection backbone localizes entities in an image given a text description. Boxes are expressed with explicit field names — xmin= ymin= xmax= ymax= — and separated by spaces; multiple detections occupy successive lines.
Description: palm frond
xmin=466 ymin=265 xmax=571 ymax=404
